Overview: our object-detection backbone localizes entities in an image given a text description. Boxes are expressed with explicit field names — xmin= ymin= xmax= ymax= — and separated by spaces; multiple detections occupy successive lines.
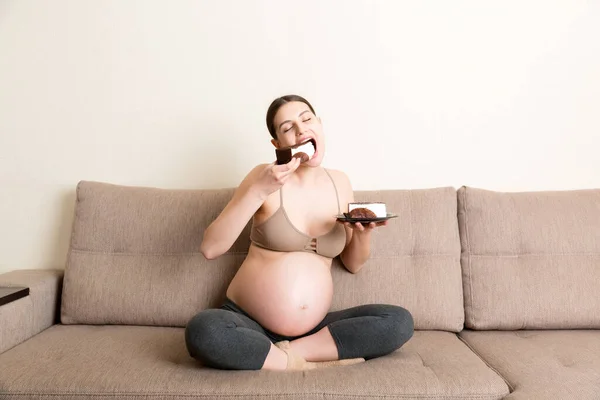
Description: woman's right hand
xmin=253 ymin=157 xmax=302 ymax=199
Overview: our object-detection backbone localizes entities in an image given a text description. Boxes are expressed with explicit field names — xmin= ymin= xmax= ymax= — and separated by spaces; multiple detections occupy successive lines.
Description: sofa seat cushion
xmin=0 ymin=325 xmax=508 ymax=400
xmin=460 ymin=330 xmax=600 ymax=399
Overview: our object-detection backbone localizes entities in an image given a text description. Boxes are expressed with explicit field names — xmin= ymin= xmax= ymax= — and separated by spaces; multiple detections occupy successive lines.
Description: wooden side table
xmin=0 ymin=287 xmax=29 ymax=306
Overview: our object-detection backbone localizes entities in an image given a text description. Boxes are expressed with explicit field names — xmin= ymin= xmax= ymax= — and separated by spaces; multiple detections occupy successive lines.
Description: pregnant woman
xmin=185 ymin=95 xmax=414 ymax=371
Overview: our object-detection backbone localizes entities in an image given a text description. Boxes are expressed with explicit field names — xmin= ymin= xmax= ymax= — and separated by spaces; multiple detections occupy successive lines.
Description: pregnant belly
xmin=226 ymin=246 xmax=334 ymax=337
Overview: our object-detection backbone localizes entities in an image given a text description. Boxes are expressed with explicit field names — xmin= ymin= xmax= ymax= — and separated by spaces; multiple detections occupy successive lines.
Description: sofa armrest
xmin=0 ymin=269 xmax=63 ymax=354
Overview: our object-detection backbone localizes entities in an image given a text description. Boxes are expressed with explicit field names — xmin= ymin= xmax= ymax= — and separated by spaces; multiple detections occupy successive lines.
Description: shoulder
xmin=325 ymin=168 xmax=352 ymax=188
xmin=233 ymin=163 xmax=270 ymax=195
xmin=240 ymin=163 xmax=269 ymax=184
xmin=324 ymin=168 xmax=354 ymax=200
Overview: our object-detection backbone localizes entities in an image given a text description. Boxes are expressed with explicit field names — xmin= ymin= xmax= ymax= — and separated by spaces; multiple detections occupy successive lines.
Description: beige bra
xmin=250 ymin=169 xmax=347 ymax=259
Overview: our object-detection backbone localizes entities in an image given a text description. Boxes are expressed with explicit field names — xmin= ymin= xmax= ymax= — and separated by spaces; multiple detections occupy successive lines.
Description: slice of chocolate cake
xmin=348 ymin=207 xmax=377 ymax=219
xmin=348 ymin=202 xmax=387 ymax=218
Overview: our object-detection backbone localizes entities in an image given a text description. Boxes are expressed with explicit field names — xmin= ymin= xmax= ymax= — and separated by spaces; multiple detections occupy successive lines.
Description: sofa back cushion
xmin=458 ymin=186 xmax=600 ymax=330
xmin=61 ymin=181 xmax=250 ymax=326
xmin=331 ymin=188 xmax=464 ymax=332
xmin=61 ymin=181 xmax=463 ymax=331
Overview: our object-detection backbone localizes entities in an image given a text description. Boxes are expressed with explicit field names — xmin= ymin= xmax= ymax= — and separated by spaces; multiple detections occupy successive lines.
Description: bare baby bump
xmin=226 ymin=246 xmax=334 ymax=336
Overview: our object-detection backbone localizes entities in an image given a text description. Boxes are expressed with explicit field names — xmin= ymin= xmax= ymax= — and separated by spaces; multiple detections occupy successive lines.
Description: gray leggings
xmin=185 ymin=298 xmax=414 ymax=370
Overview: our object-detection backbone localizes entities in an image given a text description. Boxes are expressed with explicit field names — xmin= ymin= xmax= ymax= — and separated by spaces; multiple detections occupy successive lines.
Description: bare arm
xmin=339 ymin=185 xmax=372 ymax=273
xmin=335 ymin=171 xmax=386 ymax=273
xmin=199 ymin=165 xmax=266 ymax=259
xmin=200 ymin=158 xmax=301 ymax=259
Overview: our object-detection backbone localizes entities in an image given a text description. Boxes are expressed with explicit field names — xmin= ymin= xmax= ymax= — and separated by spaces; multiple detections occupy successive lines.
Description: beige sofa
xmin=1 ymin=181 xmax=599 ymax=399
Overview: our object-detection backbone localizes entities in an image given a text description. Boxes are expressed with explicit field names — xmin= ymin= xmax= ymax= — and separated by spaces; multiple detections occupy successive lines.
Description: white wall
xmin=1 ymin=0 xmax=599 ymax=273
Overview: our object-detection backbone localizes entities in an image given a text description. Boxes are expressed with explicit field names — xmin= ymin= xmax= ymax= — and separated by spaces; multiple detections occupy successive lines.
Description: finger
xmin=271 ymin=158 xmax=296 ymax=173
xmin=289 ymin=157 xmax=301 ymax=170
xmin=279 ymin=158 xmax=301 ymax=175
xmin=277 ymin=168 xmax=299 ymax=183
xmin=275 ymin=160 xmax=300 ymax=179
xmin=355 ymin=222 xmax=364 ymax=231
xmin=265 ymin=161 xmax=277 ymax=173
xmin=369 ymin=222 xmax=376 ymax=229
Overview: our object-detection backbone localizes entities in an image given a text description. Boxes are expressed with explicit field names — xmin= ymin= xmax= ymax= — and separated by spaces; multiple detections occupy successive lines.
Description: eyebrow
xmin=278 ymin=110 xmax=312 ymax=131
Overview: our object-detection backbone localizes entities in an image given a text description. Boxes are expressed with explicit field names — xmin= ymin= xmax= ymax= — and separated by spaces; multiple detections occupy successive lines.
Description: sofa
xmin=1 ymin=180 xmax=599 ymax=399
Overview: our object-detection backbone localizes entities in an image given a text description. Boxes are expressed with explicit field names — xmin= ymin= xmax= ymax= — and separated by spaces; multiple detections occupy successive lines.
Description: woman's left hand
xmin=339 ymin=220 xmax=388 ymax=233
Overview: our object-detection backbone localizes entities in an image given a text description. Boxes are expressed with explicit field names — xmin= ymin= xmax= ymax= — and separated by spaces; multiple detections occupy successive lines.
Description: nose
xmin=296 ymin=121 xmax=309 ymax=136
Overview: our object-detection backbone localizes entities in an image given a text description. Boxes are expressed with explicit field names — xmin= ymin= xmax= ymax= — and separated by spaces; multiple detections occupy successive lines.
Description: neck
xmin=293 ymin=164 xmax=322 ymax=183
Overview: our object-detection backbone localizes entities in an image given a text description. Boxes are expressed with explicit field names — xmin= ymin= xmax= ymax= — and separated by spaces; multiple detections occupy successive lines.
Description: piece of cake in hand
xmin=348 ymin=202 xmax=387 ymax=218
xmin=275 ymin=139 xmax=316 ymax=164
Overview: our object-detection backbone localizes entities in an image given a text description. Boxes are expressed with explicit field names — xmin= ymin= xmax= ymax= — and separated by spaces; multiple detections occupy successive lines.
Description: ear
xmin=271 ymin=138 xmax=280 ymax=149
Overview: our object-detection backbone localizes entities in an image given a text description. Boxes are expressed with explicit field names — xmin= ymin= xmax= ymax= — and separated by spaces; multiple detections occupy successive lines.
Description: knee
xmin=184 ymin=309 xmax=226 ymax=362
xmin=383 ymin=305 xmax=414 ymax=351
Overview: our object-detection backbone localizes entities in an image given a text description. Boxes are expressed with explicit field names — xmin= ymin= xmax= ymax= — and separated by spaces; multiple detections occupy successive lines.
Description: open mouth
xmin=291 ymin=139 xmax=316 ymax=161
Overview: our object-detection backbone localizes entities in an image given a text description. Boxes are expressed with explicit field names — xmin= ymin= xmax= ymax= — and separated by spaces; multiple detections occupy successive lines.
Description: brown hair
xmin=266 ymin=95 xmax=316 ymax=139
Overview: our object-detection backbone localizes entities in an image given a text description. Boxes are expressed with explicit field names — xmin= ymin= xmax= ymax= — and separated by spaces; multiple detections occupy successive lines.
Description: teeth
xmin=292 ymin=141 xmax=315 ymax=159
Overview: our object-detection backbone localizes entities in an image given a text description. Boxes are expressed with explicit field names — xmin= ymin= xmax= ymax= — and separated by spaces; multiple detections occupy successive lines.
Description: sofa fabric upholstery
xmin=0 ymin=269 xmax=63 ymax=353
xmin=61 ymin=181 xmax=464 ymax=332
xmin=332 ymin=188 xmax=464 ymax=332
xmin=460 ymin=330 xmax=600 ymax=399
xmin=457 ymin=186 xmax=600 ymax=330
xmin=0 ymin=324 xmax=508 ymax=400
xmin=5 ymin=182 xmax=599 ymax=399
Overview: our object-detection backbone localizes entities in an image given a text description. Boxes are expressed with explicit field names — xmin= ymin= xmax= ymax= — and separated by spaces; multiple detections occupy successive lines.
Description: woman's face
xmin=271 ymin=101 xmax=325 ymax=167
